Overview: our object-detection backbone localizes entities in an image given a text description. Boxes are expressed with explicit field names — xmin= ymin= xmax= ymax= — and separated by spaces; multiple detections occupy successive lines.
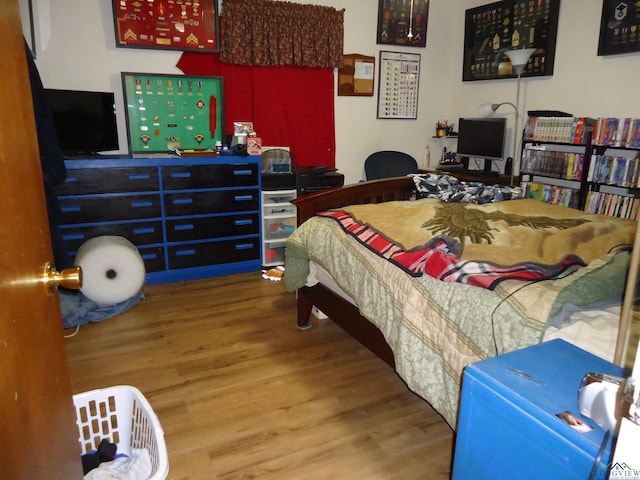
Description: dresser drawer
xmin=166 ymin=213 xmax=259 ymax=242
xmin=60 ymin=221 xmax=164 ymax=252
xmin=163 ymin=190 xmax=259 ymax=216
xmin=59 ymin=194 xmax=162 ymax=224
xmin=167 ymin=238 xmax=260 ymax=269
xmin=137 ymin=246 xmax=166 ymax=273
xmin=162 ymin=164 xmax=259 ymax=190
xmin=57 ymin=167 xmax=159 ymax=195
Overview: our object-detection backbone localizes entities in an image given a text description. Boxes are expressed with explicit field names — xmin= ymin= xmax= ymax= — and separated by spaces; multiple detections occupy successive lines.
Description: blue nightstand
xmin=453 ymin=339 xmax=624 ymax=480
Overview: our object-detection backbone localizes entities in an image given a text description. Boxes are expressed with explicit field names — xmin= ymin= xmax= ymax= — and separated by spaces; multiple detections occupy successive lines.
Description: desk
xmin=420 ymin=168 xmax=517 ymax=186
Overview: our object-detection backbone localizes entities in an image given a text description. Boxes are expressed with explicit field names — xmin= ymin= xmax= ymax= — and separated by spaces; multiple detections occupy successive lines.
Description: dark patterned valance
xmin=220 ymin=0 xmax=344 ymax=68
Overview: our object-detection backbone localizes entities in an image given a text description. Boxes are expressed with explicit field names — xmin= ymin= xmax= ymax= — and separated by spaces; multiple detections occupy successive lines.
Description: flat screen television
xmin=456 ymin=117 xmax=506 ymax=172
xmin=44 ymin=88 xmax=119 ymax=157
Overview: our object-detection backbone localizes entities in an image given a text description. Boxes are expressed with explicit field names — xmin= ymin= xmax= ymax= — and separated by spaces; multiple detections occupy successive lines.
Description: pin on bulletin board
xmin=338 ymin=54 xmax=375 ymax=96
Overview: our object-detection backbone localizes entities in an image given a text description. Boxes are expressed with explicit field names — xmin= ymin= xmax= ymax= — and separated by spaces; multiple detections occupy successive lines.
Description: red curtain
xmin=177 ymin=52 xmax=335 ymax=168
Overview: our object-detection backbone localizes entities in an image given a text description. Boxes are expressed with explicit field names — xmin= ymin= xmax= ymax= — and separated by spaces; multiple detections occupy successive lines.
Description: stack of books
xmin=592 ymin=117 xmax=640 ymax=148
xmin=524 ymin=116 xmax=596 ymax=144
xmin=521 ymin=146 xmax=584 ymax=180
xmin=584 ymin=191 xmax=639 ymax=220
xmin=522 ymin=182 xmax=579 ymax=209
xmin=587 ymin=155 xmax=640 ymax=187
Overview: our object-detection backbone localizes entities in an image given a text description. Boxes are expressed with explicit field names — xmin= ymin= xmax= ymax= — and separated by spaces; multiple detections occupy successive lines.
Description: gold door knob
xmin=43 ymin=262 xmax=82 ymax=293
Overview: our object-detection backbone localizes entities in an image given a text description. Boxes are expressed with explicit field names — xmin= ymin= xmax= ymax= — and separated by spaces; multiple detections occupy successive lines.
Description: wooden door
xmin=0 ymin=2 xmax=82 ymax=479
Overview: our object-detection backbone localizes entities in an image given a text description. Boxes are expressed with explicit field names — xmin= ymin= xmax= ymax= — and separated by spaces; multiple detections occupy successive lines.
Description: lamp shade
xmin=478 ymin=103 xmax=499 ymax=117
xmin=477 ymin=102 xmax=517 ymax=117
xmin=505 ymin=48 xmax=536 ymax=76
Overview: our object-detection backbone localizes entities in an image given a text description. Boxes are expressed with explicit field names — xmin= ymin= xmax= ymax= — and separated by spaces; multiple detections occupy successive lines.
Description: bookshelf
xmin=520 ymin=116 xmax=640 ymax=219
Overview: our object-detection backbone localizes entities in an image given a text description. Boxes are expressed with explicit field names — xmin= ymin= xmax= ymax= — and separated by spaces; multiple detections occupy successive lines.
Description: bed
xmin=283 ymin=175 xmax=636 ymax=428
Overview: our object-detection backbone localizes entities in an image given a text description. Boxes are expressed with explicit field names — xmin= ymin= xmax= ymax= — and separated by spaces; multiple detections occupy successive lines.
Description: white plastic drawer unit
xmin=263 ymin=217 xmax=296 ymax=241
xmin=261 ymin=189 xmax=296 ymax=266
xmin=263 ymin=202 xmax=296 ymax=217
xmin=262 ymin=189 xmax=297 ymax=203
xmin=262 ymin=189 xmax=297 ymax=214
xmin=263 ymin=240 xmax=287 ymax=266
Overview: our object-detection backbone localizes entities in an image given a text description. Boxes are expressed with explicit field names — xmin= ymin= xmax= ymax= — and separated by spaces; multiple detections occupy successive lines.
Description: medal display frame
xmin=122 ymin=72 xmax=224 ymax=154
xmin=112 ymin=0 xmax=220 ymax=53
xmin=597 ymin=0 xmax=640 ymax=56
xmin=462 ymin=0 xmax=560 ymax=82
xmin=376 ymin=0 xmax=430 ymax=48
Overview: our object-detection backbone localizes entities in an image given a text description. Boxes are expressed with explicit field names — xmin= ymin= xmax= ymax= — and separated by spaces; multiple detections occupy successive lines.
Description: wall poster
xmin=598 ymin=0 xmax=640 ymax=56
xmin=122 ymin=73 xmax=224 ymax=154
xmin=377 ymin=0 xmax=430 ymax=48
xmin=377 ymin=51 xmax=420 ymax=120
xmin=462 ymin=0 xmax=560 ymax=81
xmin=112 ymin=0 xmax=220 ymax=52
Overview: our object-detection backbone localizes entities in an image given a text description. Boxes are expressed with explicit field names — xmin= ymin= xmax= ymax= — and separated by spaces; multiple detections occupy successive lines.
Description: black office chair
xmin=364 ymin=151 xmax=419 ymax=180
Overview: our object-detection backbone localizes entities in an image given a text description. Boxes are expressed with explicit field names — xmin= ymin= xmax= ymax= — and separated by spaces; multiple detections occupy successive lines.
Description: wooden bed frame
xmin=291 ymin=177 xmax=417 ymax=368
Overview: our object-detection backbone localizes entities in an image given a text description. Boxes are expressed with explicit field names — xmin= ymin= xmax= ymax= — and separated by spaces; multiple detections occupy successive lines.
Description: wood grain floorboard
xmin=64 ymin=272 xmax=454 ymax=479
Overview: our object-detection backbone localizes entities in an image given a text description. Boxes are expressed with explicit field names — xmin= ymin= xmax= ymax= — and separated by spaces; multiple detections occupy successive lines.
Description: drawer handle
xmin=234 ymin=219 xmax=253 ymax=226
xmin=176 ymin=249 xmax=196 ymax=257
xmin=140 ymin=252 xmax=158 ymax=260
xmin=234 ymin=195 xmax=254 ymax=202
xmin=61 ymin=205 xmax=81 ymax=213
xmin=133 ymin=227 xmax=155 ymax=234
xmin=173 ymin=198 xmax=193 ymax=205
xmin=65 ymin=176 xmax=78 ymax=183
xmin=233 ymin=169 xmax=253 ymax=176
xmin=131 ymin=201 xmax=153 ymax=208
xmin=171 ymin=172 xmax=192 ymax=179
xmin=174 ymin=224 xmax=194 ymax=231
xmin=235 ymin=243 xmax=254 ymax=251
xmin=129 ymin=173 xmax=151 ymax=180
xmin=62 ymin=233 xmax=85 ymax=241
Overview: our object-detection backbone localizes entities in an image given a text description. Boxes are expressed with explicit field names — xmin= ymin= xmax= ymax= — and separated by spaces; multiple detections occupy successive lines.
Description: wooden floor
xmin=64 ymin=272 xmax=454 ymax=480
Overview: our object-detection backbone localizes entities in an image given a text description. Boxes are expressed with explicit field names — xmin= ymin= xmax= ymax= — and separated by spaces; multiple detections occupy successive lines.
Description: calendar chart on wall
xmin=377 ymin=51 xmax=421 ymax=119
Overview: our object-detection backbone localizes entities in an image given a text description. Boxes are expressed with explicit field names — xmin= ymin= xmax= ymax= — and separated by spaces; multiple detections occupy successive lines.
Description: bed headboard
xmin=292 ymin=176 xmax=416 ymax=225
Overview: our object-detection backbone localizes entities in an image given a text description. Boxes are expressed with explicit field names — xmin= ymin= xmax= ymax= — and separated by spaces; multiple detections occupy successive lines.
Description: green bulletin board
xmin=122 ymin=72 xmax=224 ymax=153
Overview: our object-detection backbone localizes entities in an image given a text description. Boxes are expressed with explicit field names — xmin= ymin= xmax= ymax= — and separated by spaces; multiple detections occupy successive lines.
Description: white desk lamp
xmin=478 ymin=47 xmax=536 ymax=186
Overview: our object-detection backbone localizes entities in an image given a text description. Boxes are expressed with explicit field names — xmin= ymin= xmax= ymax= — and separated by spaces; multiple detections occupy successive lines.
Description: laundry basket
xmin=73 ymin=385 xmax=169 ymax=480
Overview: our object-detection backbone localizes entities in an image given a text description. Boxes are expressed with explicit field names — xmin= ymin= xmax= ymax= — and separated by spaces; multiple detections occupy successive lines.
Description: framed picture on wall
xmin=376 ymin=0 xmax=430 ymax=48
xmin=121 ymin=73 xmax=224 ymax=153
xmin=597 ymin=0 xmax=640 ymax=56
xmin=377 ymin=51 xmax=420 ymax=119
xmin=112 ymin=0 xmax=220 ymax=52
xmin=462 ymin=0 xmax=560 ymax=81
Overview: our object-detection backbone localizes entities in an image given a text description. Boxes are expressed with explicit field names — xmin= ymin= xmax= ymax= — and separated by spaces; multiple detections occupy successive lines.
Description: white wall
xmin=29 ymin=0 xmax=640 ymax=184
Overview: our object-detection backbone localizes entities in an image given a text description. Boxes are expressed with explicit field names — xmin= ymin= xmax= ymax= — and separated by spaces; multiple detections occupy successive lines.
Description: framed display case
xmin=122 ymin=72 xmax=224 ymax=154
xmin=112 ymin=0 xmax=220 ymax=52
xmin=462 ymin=0 xmax=560 ymax=81
xmin=376 ymin=0 xmax=430 ymax=48
xmin=598 ymin=0 xmax=640 ymax=56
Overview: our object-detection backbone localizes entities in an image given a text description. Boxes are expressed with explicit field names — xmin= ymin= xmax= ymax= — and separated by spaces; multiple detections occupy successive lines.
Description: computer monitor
xmin=44 ymin=88 xmax=119 ymax=157
xmin=456 ymin=117 xmax=507 ymax=172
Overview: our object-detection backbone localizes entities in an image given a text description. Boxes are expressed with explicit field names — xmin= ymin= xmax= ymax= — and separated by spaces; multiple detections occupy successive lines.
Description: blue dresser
xmin=56 ymin=155 xmax=262 ymax=285
xmin=453 ymin=339 xmax=624 ymax=480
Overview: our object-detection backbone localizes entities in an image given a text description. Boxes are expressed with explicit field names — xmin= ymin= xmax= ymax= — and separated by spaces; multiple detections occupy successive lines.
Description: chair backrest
xmin=364 ymin=151 xmax=418 ymax=180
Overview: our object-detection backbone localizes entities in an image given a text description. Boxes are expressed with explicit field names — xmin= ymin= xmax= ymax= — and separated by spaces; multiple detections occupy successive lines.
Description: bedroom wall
xmin=29 ymin=0 xmax=640 ymax=185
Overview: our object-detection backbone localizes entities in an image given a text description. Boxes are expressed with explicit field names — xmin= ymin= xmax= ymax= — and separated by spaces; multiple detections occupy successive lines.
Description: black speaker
xmin=504 ymin=157 xmax=513 ymax=175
